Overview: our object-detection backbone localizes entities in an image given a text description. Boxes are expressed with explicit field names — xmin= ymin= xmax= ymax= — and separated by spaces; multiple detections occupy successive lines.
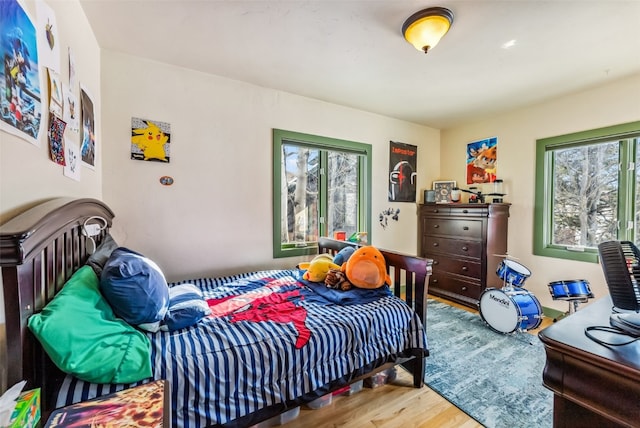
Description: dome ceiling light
xmin=402 ymin=7 xmax=454 ymax=54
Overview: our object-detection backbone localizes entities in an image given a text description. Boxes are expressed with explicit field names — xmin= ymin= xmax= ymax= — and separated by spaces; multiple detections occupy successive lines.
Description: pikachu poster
xmin=131 ymin=117 xmax=171 ymax=162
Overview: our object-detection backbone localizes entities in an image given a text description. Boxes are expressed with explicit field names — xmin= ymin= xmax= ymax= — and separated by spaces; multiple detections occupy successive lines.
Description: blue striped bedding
xmin=56 ymin=269 xmax=427 ymax=427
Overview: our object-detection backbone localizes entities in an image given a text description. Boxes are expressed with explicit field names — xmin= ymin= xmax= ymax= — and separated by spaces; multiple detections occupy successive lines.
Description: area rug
xmin=425 ymin=299 xmax=553 ymax=428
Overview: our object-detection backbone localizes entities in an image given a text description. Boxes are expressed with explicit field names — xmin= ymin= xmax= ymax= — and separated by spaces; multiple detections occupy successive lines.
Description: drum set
xmin=547 ymin=279 xmax=594 ymax=314
xmin=478 ymin=257 xmax=543 ymax=334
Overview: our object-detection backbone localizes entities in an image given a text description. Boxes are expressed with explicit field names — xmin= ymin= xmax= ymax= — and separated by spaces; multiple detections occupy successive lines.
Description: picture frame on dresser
xmin=432 ymin=181 xmax=456 ymax=204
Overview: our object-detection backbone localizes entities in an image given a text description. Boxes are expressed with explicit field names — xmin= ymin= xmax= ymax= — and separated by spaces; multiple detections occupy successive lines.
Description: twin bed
xmin=0 ymin=198 xmax=432 ymax=427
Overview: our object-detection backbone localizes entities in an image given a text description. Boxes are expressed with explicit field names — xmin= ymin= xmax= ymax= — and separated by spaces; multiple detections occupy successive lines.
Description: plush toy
xmin=341 ymin=246 xmax=391 ymax=289
xmin=298 ymin=254 xmax=341 ymax=282
xmin=325 ymin=268 xmax=352 ymax=290
xmin=332 ymin=246 xmax=355 ymax=266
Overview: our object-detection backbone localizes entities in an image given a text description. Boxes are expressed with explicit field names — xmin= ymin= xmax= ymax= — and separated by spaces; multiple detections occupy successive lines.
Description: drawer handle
xmin=432 ymin=209 xmax=439 ymax=213
xmin=432 ymin=242 xmax=439 ymax=247
xmin=462 ymin=246 xmax=468 ymax=251
xmin=463 ymin=226 xmax=469 ymax=231
xmin=461 ymin=286 xmax=467 ymax=291
xmin=433 ymin=260 xmax=439 ymax=265
xmin=462 ymin=266 xmax=468 ymax=271
xmin=463 ymin=209 xmax=468 ymax=213
xmin=432 ymin=279 xmax=438 ymax=284
xmin=433 ymin=224 xmax=440 ymax=228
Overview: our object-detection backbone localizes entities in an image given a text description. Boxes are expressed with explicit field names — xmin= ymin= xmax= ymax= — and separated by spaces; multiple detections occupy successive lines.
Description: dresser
xmin=418 ymin=203 xmax=510 ymax=308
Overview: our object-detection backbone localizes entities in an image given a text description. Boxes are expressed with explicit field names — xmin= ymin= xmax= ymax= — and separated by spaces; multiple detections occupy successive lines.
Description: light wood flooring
xmin=283 ymin=295 xmax=554 ymax=428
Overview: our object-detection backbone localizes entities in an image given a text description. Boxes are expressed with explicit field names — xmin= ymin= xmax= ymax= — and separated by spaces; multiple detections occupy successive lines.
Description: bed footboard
xmin=318 ymin=237 xmax=432 ymax=387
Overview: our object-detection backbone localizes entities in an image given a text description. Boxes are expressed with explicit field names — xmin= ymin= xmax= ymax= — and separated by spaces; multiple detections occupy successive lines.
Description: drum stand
xmin=567 ymin=298 xmax=589 ymax=314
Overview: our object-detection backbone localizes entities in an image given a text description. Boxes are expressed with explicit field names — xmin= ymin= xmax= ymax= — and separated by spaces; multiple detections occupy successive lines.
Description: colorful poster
xmin=0 ymin=0 xmax=44 ymax=146
xmin=388 ymin=140 xmax=417 ymax=202
xmin=131 ymin=117 xmax=171 ymax=162
xmin=48 ymin=114 xmax=66 ymax=165
xmin=466 ymin=137 xmax=498 ymax=184
xmin=80 ymin=85 xmax=95 ymax=168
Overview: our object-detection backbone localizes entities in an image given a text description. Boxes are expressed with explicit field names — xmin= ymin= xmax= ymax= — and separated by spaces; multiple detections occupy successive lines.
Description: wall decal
xmin=379 ymin=208 xmax=400 ymax=230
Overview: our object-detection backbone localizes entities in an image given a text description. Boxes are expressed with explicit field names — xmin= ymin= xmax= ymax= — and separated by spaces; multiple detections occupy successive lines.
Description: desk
xmin=538 ymin=296 xmax=640 ymax=427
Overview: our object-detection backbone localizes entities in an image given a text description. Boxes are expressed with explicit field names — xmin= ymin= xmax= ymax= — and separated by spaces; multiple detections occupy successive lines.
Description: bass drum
xmin=479 ymin=288 xmax=543 ymax=334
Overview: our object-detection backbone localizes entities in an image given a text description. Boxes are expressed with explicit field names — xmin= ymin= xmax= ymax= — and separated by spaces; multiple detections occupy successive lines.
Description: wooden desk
xmin=538 ymin=296 xmax=640 ymax=427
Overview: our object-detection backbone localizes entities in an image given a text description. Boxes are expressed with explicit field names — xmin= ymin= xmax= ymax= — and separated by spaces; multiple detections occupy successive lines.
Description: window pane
xmin=281 ymin=144 xmax=319 ymax=246
xmin=327 ymin=151 xmax=359 ymax=239
xmin=636 ymin=140 xmax=640 ymax=244
xmin=551 ymin=142 xmax=619 ymax=247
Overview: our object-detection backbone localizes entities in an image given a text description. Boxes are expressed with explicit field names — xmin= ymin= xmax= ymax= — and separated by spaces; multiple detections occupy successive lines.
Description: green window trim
xmin=534 ymin=121 xmax=640 ymax=263
xmin=272 ymin=129 xmax=372 ymax=258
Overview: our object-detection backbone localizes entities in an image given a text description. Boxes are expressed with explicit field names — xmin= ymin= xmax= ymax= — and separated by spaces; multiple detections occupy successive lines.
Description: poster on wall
xmin=0 ymin=0 xmax=44 ymax=146
xmin=131 ymin=117 xmax=171 ymax=163
xmin=466 ymin=136 xmax=498 ymax=184
xmin=388 ymin=140 xmax=417 ymax=202
xmin=80 ymin=85 xmax=96 ymax=169
xmin=35 ymin=0 xmax=60 ymax=72
xmin=63 ymin=139 xmax=80 ymax=181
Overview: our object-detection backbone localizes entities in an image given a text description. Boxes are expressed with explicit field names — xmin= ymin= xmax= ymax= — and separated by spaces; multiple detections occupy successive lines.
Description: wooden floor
xmin=284 ymin=295 xmax=554 ymax=428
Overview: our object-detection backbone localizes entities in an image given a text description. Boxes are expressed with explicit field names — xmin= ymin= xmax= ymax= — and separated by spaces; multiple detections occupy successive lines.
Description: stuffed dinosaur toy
xmin=325 ymin=246 xmax=391 ymax=290
xmin=298 ymin=254 xmax=341 ymax=282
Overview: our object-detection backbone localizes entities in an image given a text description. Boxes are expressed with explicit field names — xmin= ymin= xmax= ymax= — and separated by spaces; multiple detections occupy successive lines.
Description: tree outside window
xmin=534 ymin=121 xmax=640 ymax=263
xmin=272 ymin=129 xmax=371 ymax=258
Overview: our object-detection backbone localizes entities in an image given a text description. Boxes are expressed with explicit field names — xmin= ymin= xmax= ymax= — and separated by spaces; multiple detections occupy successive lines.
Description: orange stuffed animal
xmin=341 ymin=246 xmax=391 ymax=289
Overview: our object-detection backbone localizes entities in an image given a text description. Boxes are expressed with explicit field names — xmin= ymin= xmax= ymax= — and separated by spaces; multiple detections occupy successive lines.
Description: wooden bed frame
xmin=0 ymin=198 xmax=431 ymax=421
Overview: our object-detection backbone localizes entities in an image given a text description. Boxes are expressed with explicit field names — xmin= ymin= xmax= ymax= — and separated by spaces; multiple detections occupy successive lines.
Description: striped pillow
xmin=161 ymin=284 xmax=211 ymax=331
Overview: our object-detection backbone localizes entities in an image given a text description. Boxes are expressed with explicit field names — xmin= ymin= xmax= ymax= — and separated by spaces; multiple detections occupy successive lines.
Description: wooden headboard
xmin=0 ymin=198 xmax=114 ymax=408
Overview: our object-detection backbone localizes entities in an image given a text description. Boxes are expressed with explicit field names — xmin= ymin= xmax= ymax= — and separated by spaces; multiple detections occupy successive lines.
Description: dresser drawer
xmin=423 ymin=218 xmax=483 ymax=238
xmin=424 ymin=237 xmax=482 ymax=259
xmin=430 ymin=255 xmax=482 ymax=278
xmin=429 ymin=273 xmax=483 ymax=301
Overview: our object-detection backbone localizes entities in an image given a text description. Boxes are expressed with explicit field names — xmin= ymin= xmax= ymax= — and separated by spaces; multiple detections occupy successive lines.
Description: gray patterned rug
xmin=425 ymin=299 xmax=553 ymax=428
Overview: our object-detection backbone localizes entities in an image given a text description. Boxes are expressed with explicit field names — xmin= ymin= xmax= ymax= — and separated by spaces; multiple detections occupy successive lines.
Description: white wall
xmin=0 ymin=0 xmax=101 ymax=394
xmin=100 ymin=51 xmax=440 ymax=282
xmin=441 ymin=73 xmax=640 ymax=311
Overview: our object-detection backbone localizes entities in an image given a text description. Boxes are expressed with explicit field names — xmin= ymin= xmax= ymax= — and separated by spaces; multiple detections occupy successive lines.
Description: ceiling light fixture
xmin=402 ymin=7 xmax=454 ymax=54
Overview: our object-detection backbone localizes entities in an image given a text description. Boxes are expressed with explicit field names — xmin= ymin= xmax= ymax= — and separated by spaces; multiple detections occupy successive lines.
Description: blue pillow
xmin=161 ymin=283 xmax=211 ymax=331
xmin=100 ymin=247 xmax=169 ymax=332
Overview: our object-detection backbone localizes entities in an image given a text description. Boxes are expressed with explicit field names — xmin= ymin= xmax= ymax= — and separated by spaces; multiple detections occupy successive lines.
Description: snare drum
xmin=479 ymin=288 xmax=543 ymax=334
xmin=548 ymin=279 xmax=594 ymax=300
xmin=496 ymin=259 xmax=532 ymax=287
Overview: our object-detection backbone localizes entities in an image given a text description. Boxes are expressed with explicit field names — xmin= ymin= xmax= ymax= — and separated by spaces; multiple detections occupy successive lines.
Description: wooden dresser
xmin=418 ymin=203 xmax=510 ymax=308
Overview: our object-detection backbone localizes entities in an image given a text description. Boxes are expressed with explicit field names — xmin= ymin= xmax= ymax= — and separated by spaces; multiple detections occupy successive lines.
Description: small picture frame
xmin=433 ymin=181 xmax=456 ymax=204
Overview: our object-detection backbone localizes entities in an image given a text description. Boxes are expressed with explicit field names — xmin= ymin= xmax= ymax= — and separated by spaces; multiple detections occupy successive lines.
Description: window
xmin=534 ymin=121 xmax=640 ymax=262
xmin=272 ymin=129 xmax=372 ymax=258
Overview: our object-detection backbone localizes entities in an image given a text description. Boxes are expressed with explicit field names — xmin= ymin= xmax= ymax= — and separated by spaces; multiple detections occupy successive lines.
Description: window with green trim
xmin=534 ymin=121 xmax=640 ymax=263
xmin=272 ymin=129 xmax=372 ymax=258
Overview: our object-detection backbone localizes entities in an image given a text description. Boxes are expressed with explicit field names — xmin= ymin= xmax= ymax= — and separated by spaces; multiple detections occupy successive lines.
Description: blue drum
xmin=479 ymin=288 xmax=543 ymax=334
xmin=548 ymin=279 xmax=593 ymax=300
xmin=496 ymin=259 xmax=531 ymax=287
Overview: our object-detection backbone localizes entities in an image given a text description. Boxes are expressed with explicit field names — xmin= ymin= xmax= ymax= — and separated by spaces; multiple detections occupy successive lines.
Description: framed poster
xmin=466 ymin=137 xmax=497 ymax=184
xmin=388 ymin=141 xmax=417 ymax=202
xmin=433 ymin=180 xmax=456 ymax=204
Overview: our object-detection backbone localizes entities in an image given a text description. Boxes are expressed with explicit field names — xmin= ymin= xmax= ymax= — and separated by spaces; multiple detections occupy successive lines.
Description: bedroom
xmin=0 ymin=0 xmax=639 ymax=426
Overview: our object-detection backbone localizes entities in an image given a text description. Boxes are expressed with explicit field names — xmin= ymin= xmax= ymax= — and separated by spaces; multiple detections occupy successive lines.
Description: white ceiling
xmin=79 ymin=0 xmax=640 ymax=130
